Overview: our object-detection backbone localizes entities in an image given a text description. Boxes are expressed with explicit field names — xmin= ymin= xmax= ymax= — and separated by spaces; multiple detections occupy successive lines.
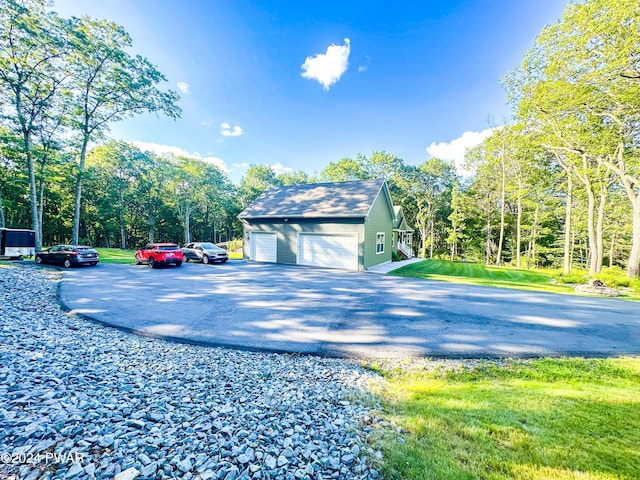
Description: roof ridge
xmin=239 ymin=178 xmax=388 ymax=219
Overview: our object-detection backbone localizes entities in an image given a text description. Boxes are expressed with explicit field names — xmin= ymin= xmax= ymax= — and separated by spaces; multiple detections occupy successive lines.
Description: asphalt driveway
xmin=58 ymin=261 xmax=640 ymax=358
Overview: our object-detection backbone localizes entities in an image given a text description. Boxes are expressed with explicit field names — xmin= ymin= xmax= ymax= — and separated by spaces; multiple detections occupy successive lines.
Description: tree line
xmin=2 ymin=0 xmax=639 ymax=278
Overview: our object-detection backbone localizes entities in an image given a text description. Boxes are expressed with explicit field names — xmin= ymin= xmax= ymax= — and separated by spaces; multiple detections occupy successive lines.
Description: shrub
xmin=554 ymin=272 xmax=588 ymax=284
xmin=227 ymin=238 xmax=243 ymax=252
xmin=392 ymin=251 xmax=403 ymax=262
xmin=593 ymin=266 xmax=631 ymax=288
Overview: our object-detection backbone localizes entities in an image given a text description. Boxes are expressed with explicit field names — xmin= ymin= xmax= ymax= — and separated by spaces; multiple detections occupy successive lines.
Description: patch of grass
xmin=95 ymin=248 xmax=136 ymax=264
xmin=96 ymin=247 xmax=244 ymax=262
xmin=390 ymin=260 xmax=640 ymax=300
xmin=368 ymin=357 xmax=640 ymax=480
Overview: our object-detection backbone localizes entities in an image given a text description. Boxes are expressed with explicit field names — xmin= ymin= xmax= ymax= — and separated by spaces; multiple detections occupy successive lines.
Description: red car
xmin=135 ymin=243 xmax=184 ymax=268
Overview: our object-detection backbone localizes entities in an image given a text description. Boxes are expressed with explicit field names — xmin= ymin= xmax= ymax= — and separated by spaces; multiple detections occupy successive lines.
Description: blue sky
xmin=54 ymin=0 xmax=569 ymax=183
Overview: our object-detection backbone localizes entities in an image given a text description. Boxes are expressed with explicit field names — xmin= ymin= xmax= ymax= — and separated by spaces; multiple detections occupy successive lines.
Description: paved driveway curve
xmin=58 ymin=261 xmax=640 ymax=358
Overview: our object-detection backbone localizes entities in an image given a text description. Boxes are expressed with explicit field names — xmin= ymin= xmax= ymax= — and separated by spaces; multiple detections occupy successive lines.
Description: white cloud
xmin=270 ymin=162 xmax=294 ymax=175
xmin=220 ymin=123 xmax=243 ymax=137
xmin=358 ymin=65 xmax=368 ymax=73
xmin=132 ymin=141 xmax=228 ymax=173
xmin=301 ymin=38 xmax=351 ymax=90
xmin=177 ymin=82 xmax=190 ymax=94
xmin=426 ymin=128 xmax=498 ymax=174
xmin=201 ymin=120 xmax=213 ymax=128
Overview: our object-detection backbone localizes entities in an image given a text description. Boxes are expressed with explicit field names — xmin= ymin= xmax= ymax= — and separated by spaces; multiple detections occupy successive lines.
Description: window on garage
xmin=376 ymin=232 xmax=385 ymax=254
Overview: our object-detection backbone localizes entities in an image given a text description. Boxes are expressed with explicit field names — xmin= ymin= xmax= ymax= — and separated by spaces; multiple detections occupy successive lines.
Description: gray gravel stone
xmin=0 ymin=264 xmax=384 ymax=479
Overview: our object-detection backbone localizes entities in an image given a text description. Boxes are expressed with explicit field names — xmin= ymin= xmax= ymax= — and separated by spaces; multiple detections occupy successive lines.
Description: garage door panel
xmin=251 ymin=232 xmax=277 ymax=263
xmin=298 ymin=234 xmax=358 ymax=270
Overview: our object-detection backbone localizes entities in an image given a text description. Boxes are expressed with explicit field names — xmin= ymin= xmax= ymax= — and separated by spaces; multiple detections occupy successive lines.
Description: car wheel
xmin=63 ymin=258 xmax=72 ymax=268
xmin=91 ymin=262 xmax=97 ymax=266
xmin=175 ymin=261 xmax=182 ymax=267
xmin=202 ymin=254 xmax=210 ymax=264
xmin=35 ymin=255 xmax=43 ymax=265
xmin=184 ymin=256 xmax=190 ymax=263
xmin=135 ymin=254 xmax=142 ymax=265
xmin=149 ymin=257 xmax=156 ymax=268
xmin=222 ymin=259 xmax=228 ymax=263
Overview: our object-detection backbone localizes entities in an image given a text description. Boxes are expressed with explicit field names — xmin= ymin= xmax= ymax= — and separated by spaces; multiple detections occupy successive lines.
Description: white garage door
xmin=297 ymin=233 xmax=359 ymax=270
xmin=250 ymin=232 xmax=277 ymax=263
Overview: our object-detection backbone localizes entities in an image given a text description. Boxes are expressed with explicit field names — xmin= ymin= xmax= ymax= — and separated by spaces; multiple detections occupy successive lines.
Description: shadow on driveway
xmin=58 ymin=262 xmax=640 ymax=358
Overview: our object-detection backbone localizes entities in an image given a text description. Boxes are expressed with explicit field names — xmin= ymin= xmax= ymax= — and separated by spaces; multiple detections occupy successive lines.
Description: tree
xmin=399 ymin=158 xmax=456 ymax=258
xmin=507 ymin=0 xmax=640 ymax=276
xmin=0 ymin=0 xmax=69 ymax=250
xmin=365 ymin=151 xmax=404 ymax=181
xmin=167 ymin=156 xmax=209 ymax=244
xmin=278 ymin=170 xmax=314 ymax=186
xmin=65 ymin=15 xmax=181 ymax=245
xmin=239 ymin=165 xmax=281 ymax=206
xmin=446 ymin=182 xmax=465 ymax=260
xmin=319 ymin=157 xmax=370 ymax=182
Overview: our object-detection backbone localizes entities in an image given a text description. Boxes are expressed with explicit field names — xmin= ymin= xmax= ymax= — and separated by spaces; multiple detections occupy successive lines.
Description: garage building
xmin=238 ymin=178 xmax=399 ymax=271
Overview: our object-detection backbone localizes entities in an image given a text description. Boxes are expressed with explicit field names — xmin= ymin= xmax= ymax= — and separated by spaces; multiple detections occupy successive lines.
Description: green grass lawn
xmin=367 ymin=357 xmax=640 ymax=480
xmin=95 ymin=247 xmax=137 ymax=263
xmin=95 ymin=247 xmax=243 ymax=263
xmin=390 ymin=259 xmax=640 ymax=300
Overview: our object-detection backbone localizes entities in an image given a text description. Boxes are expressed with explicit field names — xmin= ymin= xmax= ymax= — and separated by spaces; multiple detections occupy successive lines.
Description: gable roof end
xmin=239 ymin=178 xmax=391 ymax=219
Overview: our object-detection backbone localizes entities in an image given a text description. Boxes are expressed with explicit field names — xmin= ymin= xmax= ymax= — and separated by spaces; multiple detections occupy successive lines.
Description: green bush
xmin=392 ymin=251 xmax=403 ymax=262
xmin=593 ymin=266 xmax=633 ymax=289
xmin=554 ymin=272 xmax=588 ymax=284
xmin=227 ymin=238 xmax=243 ymax=252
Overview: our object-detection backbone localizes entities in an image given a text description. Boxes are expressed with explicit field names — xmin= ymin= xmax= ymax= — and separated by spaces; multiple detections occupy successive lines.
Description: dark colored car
xmin=35 ymin=245 xmax=100 ymax=268
xmin=181 ymin=242 xmax=229 ymax=264
xmin=135 ymin=243 xmax=183 ymax=268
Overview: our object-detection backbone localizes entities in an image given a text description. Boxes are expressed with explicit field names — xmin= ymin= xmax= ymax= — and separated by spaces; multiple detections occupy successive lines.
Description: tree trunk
xmin=38 ymin=180 xmax=44 ymax=244
xmin=420 ymin=222 xmax=427 ymax=258
xmin=530 ymin=205 xmax=539 ymax=268
xmin=595 ymin=184 xmax=607 ymax=274
xmin=0 ymin=189 xmax=5 ymax=228
xmin=485 ymin=209 xmax=492 ymax=266
xmin=629 ymin=202 xmax=640 ymax=278
xmin=148 ymin=209 xmax=155 ymax=243
xmin=495 ymin=160 xmax=506 ymax=265
xmin=119 ymin=190 xmax=127 ymax=249
xmin=184 ymin=203 xmax=191 ymax=244
xmin=583 ymin=181 xmax=598 ymax=276
xmin=24 ymin=134 xmax=42 ymax=251
xmin=429 ymin=216 xmax=434 ymax=259
xmin=516 ymin=177 xmax=522 ymax=268
xmin=563 ymin=174 xmax=573 ymax=275
xmin=609 ymin=230 xmax=616 ymax=268
xmin=72 ymin=135 xmax=90 ymax=245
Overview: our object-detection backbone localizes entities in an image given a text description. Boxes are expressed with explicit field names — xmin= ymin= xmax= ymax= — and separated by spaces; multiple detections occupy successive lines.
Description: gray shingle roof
xmin=239 ymin=178 xmax=387 ymax=219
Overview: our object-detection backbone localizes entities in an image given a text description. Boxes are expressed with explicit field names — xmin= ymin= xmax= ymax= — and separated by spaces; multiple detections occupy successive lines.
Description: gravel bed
xmin=0 ymin=264 xmax=384 ymax=480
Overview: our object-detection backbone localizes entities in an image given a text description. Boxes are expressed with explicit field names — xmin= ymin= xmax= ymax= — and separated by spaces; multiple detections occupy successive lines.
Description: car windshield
xmin=200 ymin=243 xmax=217 ymax=249
xmin=158 ymin=245 xmax=179 ymax=250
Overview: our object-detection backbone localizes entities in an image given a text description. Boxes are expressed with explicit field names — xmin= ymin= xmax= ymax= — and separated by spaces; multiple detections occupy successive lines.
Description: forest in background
xmin=1 ymin=0 xmax=639 ymax=277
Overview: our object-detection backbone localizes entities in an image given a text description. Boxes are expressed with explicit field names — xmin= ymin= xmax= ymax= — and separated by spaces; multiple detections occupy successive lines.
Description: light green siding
xmin=243 ymin=218 xmax=366 ymax=268
xmin=363 ymin=189 xmax=394 ymax=269
xmin=241 ymin=181 xmax=398 ymax=270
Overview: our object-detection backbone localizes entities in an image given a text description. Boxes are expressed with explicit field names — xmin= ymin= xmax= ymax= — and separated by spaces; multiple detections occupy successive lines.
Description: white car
xmin=181 ymin=242 xmax=229 ymax=264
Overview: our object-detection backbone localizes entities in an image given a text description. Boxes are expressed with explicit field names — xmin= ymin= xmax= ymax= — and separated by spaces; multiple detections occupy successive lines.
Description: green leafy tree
xmin=239 ymin=165 xmax=281 ymax=206
xmin=507 ymin=0 xmax=640 ymax=276
xmin=65 ymin=15 xmax=181 ymax=245
xmin=319 ymin=157 xmax=370 ymax=182
xmin=399 ymin=159 xmax=457 ymax=258
xmin=0 ymin=0 xmax=69 ymax=250
xmin=278 ymin=170 xmax=314 ymax=186
xmin=446 ymin=182 xmax=465 ymax=260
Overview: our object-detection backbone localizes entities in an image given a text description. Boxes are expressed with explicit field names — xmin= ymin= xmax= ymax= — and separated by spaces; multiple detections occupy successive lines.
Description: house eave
xmin=239 ymin=214 xmax=367 ymax=220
